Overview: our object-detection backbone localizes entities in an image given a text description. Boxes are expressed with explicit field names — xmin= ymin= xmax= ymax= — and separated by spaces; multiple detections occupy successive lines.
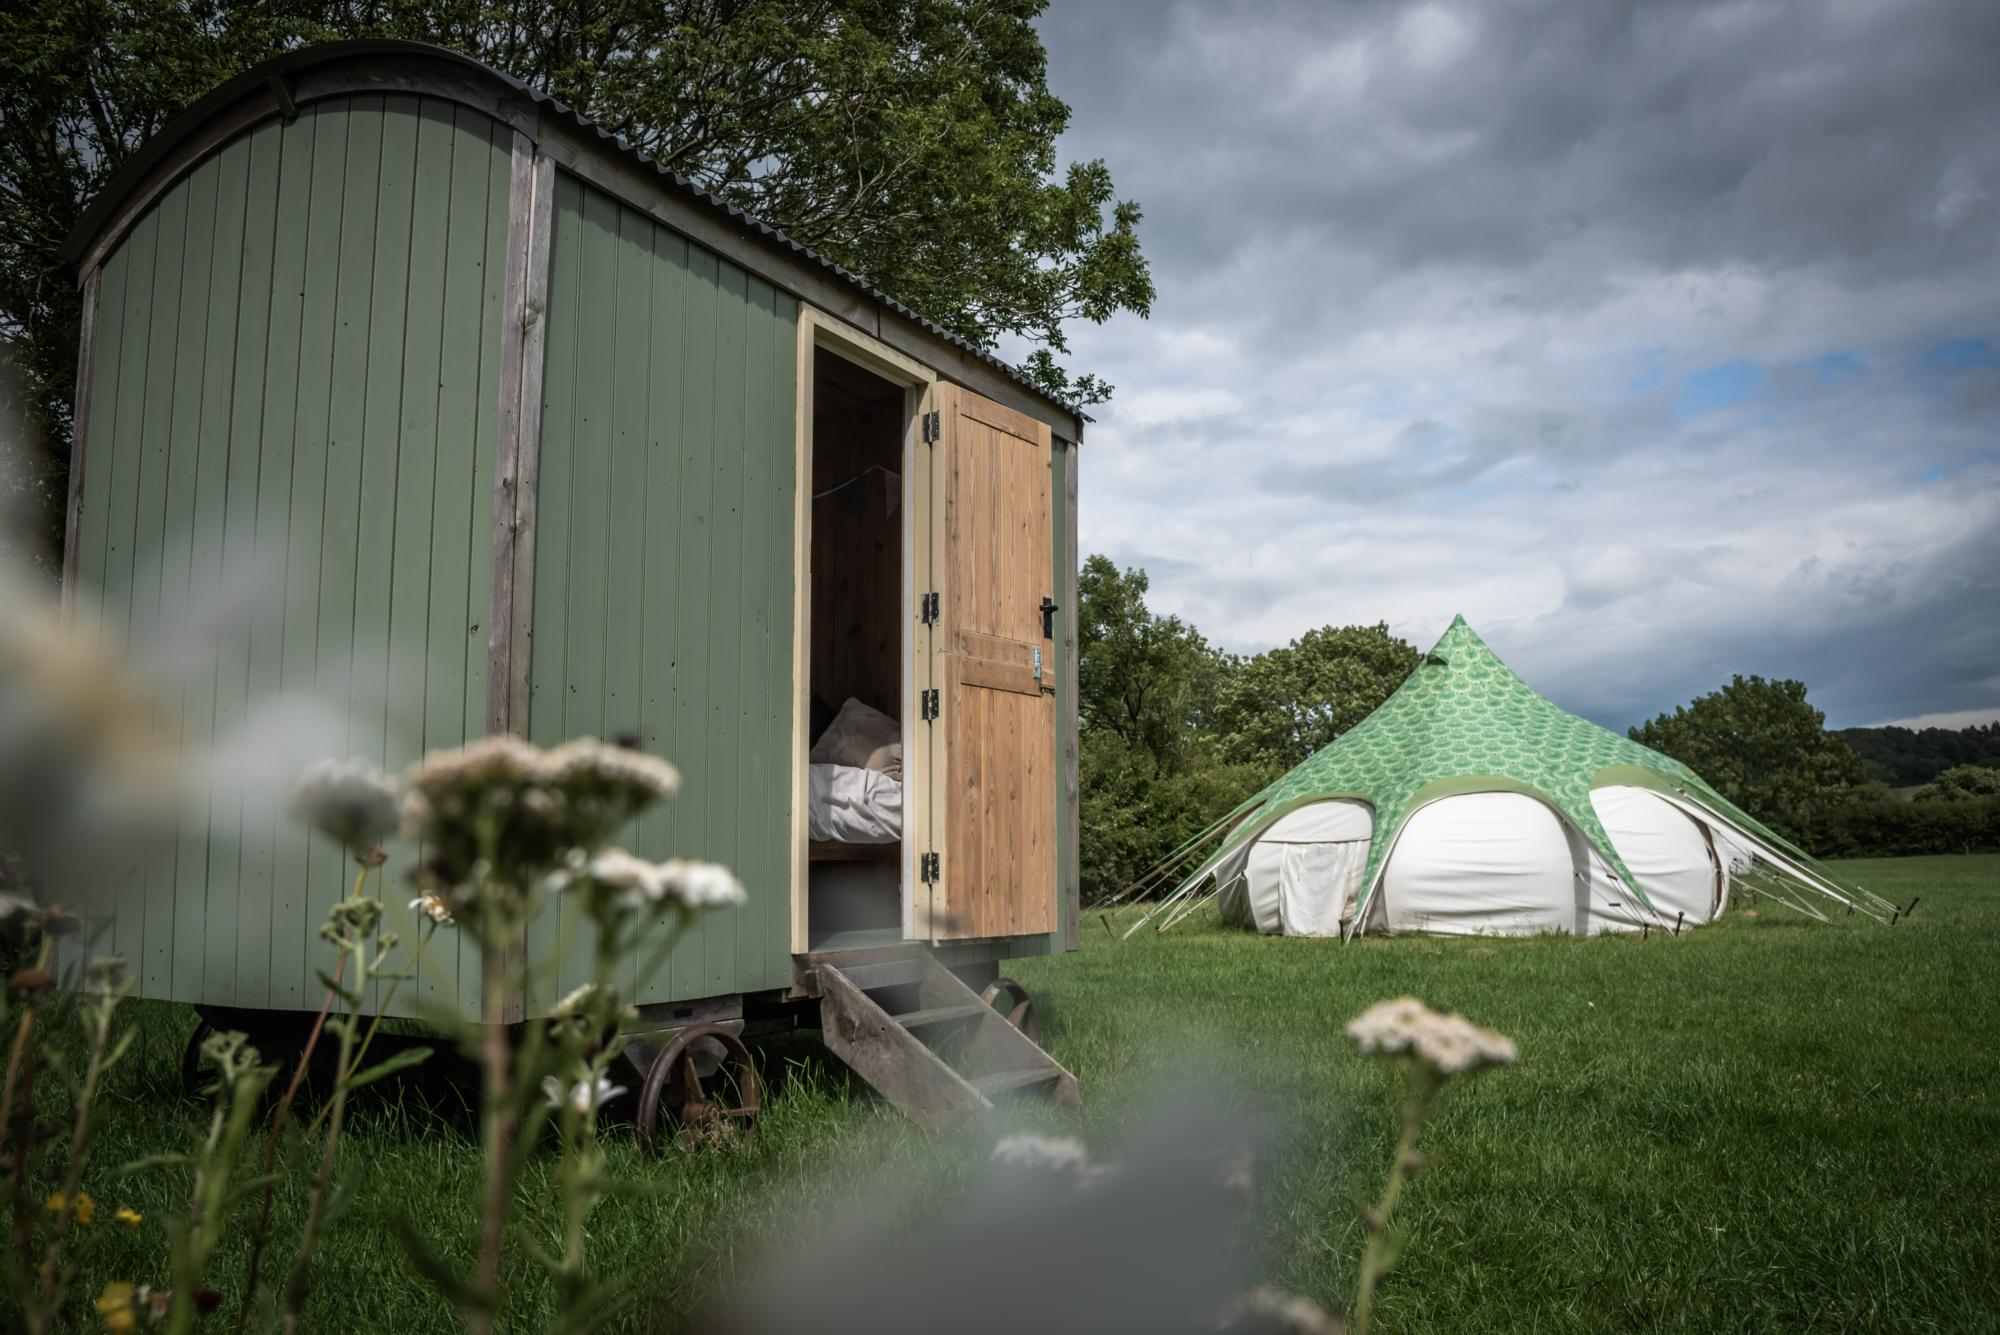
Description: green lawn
xmin=36 ymin=854 xmax=2000 ymax=1331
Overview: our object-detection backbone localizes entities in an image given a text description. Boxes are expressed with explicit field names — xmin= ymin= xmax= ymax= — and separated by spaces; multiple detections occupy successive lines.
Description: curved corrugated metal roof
xmin=59 ymin=38 xmax=1076 ymax=419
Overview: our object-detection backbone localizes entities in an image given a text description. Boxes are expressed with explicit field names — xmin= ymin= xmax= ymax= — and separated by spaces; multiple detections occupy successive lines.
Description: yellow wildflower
xmin=95 ymin=1281 xmax=136 ymax=1333
xmin=46 ymin=1191 xmax=95 ymax=1224
xmin=113 ymin=1206 xmax=142 ymax=1226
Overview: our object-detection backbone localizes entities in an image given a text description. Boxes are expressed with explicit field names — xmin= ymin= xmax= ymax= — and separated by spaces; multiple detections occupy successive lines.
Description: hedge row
xmin=1800 ymin=796 xmax=2000 ymax=859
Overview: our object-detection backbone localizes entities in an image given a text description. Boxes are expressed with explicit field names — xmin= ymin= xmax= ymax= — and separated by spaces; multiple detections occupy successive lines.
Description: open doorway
xmin=805 ymin=346 xmax=910 ymax=949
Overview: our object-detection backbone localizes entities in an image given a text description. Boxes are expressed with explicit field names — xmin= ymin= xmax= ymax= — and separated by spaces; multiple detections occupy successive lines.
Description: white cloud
xmin=1870 ymin=708 xmax=2000 ymax=731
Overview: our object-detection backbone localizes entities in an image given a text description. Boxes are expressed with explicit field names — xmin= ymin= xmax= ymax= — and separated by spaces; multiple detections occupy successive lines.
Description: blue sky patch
xmin=1676 ymin=359 xmax=1766 ymax=420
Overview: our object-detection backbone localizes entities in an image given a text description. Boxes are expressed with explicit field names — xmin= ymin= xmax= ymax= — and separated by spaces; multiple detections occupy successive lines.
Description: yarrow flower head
xmin=551 ymin=982 xmax=609 ymax=1018
xmin=542 ymin=1072 xmax=627 ymax=1116
xmin=583 ymin=849 xmax=745 ymax=913
xmin=1346 ymin=997 xmax=1516 ymax=1077
xmin=287 ymin=759 xmax=402 ymax=850
xmin=403 ymin=737 xmax=686 ymax=929
xmin=541 ymin=738 xmax=680 ymax=848
xmin=1219 ymin=1287 xmax=1347 ymax=1335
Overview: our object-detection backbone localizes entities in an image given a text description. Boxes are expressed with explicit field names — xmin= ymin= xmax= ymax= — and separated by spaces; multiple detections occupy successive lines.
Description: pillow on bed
xmin=810 ymin=698 xmax=899 ymax=774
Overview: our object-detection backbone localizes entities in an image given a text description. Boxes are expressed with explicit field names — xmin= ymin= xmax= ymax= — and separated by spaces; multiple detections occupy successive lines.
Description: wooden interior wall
xmin=809 ymin=378 xmax=904 ymax=718
xmin=526 ymin=171 xmax=799 ymax=1012
xmin=63 ymin=95 xmax=512 ymax=1017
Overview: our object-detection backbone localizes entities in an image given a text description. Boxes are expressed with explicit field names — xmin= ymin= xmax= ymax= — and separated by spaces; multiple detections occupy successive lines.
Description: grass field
xmin=34 ymin=854 xmax=2000 ymax=1331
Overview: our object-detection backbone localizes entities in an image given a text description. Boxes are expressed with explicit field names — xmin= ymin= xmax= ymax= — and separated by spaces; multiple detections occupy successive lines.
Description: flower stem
xmin=27 ymin=974 xmax=116 ymax=1335
xmin=470 ymin=910 xmax=518 ymax=1335
xmin=1353 ymin=1071 xmax=1437 ymax=1335
xmin=280 ymin=863 xmax=372 ymax=1331
xmin=3 ymin=937 xmax=50 ymax=1283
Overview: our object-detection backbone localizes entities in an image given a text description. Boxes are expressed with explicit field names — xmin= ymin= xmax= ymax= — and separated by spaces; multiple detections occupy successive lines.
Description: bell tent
xmin=1150 ymin=617 xmax=1892 ymax=939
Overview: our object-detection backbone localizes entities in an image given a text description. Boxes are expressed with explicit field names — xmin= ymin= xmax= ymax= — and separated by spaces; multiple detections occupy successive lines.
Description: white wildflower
xmin=551 ymin=982 xmax=604 ymax=1018
xmin=288 ymin=759 xmax=402 ymax=848
xmin=584 ymin=850 xmax=745 ymax=911
xmin=541 ymin=738 xmax=680 ymax=801
xmin=992 ymin=1134 xmax=1091 ymax=1175
xmin=404 ymin=736 xmax=545 ymax=819
xmin=541 ymin=1072 xmax=626 ymax=1115
xmin=1346 ymin=996 xmax=1515 ymax=1077
xmin=408 ymin=894 xmax=454 ymax=927
xmin=586 ymin=848 xmax=660 ymax=898
xmin=1217 ymin=1287 xmax=1346 ymax=1335
xmin=655 ymin=859 xmax=745 ymax=909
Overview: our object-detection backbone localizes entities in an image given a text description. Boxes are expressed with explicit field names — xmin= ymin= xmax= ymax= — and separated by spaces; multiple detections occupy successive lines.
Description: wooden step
xmin=971 ymin=1066 xmax=1062 ymax=1097
xmin=816 ymin=954 xmax=926 ymax=993
xmin=814 ymin=953 xmax=1080 ymax=1130
xmin=896 ymin=1002 xmax=991 ymax=1031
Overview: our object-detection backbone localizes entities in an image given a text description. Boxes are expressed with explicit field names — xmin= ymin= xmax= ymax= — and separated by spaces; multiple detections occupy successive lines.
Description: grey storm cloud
xmin=1032 ymin=0 xmax=2000 ymax=731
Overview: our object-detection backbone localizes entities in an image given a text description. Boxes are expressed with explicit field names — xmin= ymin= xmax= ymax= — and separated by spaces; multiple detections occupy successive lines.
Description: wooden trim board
xmin=1060 ymin=438 xmax=1081 ymax=952
xmin=791 ymin=305 xmax=936 ymax=953
xmin=60 ymin=266 xmax=102 ymax=623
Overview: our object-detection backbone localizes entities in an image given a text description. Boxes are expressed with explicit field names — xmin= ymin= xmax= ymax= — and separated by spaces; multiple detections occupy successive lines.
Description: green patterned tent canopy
xmin=1182 ymin=615 xmax=1874 ymax=932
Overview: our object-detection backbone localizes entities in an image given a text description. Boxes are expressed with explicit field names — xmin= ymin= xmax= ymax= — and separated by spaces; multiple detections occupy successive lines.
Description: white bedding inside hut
xmin=808 ymin=698 xmax=903 ymax=845
xmin=808 ymin=763 xmax=902 ymax=843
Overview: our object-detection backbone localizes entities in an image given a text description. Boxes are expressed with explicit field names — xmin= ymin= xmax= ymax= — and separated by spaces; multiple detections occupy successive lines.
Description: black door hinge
xmin=920 ymin=688 xmax=939 ymax=722
xmin=921 ymin=409 xmax=941 ymax=444
xmin=920 ymin=591 xmax=939 ymax=624
xmin=920 ymin=851 xmax=940 ymax=883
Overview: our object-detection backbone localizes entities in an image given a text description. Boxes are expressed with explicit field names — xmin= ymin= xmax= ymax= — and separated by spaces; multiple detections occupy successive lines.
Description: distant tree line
xmin=1628 ymin=678 xmax=2000 ymax=859
xmin=1832 ymin=723 xmax=2000 ymax=787
xmin=1077 ymin=566 xmax=1998 ymax=901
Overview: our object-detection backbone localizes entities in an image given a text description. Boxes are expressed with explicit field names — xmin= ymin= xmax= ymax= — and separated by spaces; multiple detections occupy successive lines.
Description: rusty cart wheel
xmin=181 ymin=1019 xmax=217 ymax=1091
xmin=635 ymin=1023 xmax=761 ymax=1156
xmin=978 ymin=977 xmax=1040 ymax=1043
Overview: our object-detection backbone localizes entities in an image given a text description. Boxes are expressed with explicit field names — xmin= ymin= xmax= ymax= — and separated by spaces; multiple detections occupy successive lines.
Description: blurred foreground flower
xmin=287 ymin=758 xmax=401 ymax=852
xmin=1346 ymin=997 xmax=1515 ymax=1076
xmin=585 ymin=849 xmax=745 ymax=912
xmin=1345 ymin=998 xmax=1516 ymax=1335
xmin=94 ymin=1281 xmax=135 ymax=1332
xmin=46 ymin=1191 xmax=94 ymax=1224
xmin=541 ymin=1072 xmax=627 ymax=1116
xmin=717 ymin=1097 xmax=1268 ymax=1335
xmin=991 ymin=1133 xmax=1092 ymax=1178
xmin=408 ymin=893 xmax=454 ymax=927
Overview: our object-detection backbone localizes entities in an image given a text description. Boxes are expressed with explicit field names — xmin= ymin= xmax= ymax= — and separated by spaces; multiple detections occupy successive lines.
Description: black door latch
xmin=1039 ymin=596 xmax=1058 ymax=638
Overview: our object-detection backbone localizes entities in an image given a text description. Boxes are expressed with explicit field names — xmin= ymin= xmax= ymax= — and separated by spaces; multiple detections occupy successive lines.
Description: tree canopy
xmin=1075 ymin=556 xmax=1420 ymax=901
xmin=0 ymin=0 xmax=1151 ymax=573
xmin=1629 ymin=674 xmax=1864 ymax=842
xmin=1211 ymin=623 xmax=1418 ymax=775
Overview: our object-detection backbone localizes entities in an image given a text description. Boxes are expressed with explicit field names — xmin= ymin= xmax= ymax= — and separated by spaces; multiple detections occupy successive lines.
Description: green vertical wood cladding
xmin=68 ymin=96 xmax=511 ymax=1016
xmin=527 ymin=172 xmax=798 ymax=1008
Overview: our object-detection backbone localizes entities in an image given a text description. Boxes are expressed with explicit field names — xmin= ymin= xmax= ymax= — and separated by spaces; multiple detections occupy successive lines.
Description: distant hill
xmin=1836 ymin=722 xmax=2000 ymax=787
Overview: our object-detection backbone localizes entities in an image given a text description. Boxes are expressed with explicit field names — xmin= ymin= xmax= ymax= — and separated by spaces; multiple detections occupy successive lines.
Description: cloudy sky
xmin=1027 ymin=0 xmax=1999 ymax=732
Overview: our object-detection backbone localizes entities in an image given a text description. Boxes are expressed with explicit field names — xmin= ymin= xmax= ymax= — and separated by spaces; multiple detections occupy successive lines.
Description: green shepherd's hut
xmin=56 ymin=40 xmax=1081 ymax=1132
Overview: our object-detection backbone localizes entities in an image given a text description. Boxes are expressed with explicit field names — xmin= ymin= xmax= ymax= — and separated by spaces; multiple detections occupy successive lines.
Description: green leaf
xmin=342 ymin=1045 xmax=433 ymax=1093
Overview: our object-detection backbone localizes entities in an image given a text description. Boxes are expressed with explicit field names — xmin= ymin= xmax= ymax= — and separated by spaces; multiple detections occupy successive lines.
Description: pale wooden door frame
xmin=790 ymin=305 xmax=936 ymax=954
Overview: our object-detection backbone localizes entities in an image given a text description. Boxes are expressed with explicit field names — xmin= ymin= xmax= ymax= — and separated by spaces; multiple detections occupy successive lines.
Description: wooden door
xmin=922 ymin=385 xmax=1058 ymax=939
